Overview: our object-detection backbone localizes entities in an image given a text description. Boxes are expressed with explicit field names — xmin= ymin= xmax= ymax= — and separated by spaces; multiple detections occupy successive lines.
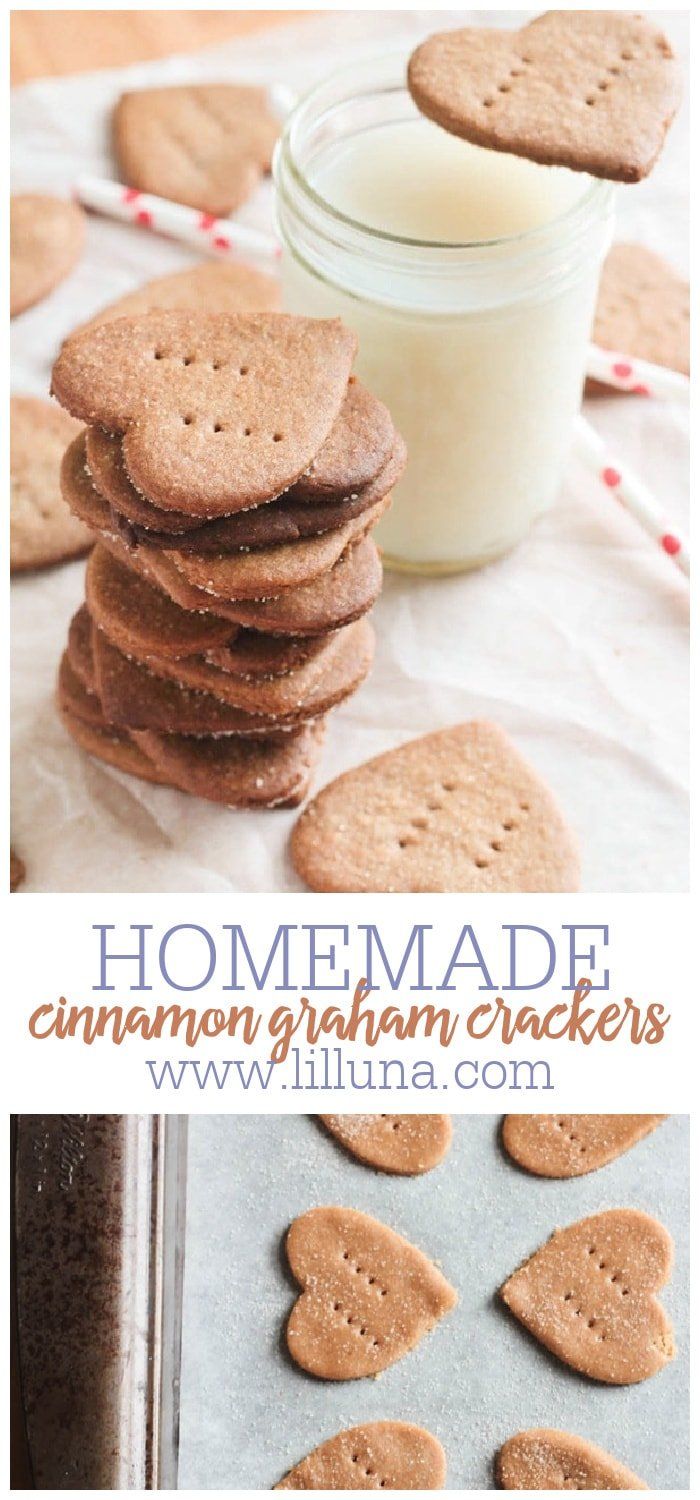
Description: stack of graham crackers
xmin=51 ymin=311 xmax=405 ymax=807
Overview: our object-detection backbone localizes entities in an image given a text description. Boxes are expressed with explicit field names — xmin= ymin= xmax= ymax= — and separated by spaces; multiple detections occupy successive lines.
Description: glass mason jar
xmin=274 ymin=56 xmax=616 ymax=574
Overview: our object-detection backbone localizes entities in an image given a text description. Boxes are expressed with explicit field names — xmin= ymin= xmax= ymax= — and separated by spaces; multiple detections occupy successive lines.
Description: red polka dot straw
xmin=576 ymin=416 xmax=689 ymax=579
xmin=587 ymin=343 xmax=689 ymax=404
xmin=75 ymin=174 xmax=280 ymax=262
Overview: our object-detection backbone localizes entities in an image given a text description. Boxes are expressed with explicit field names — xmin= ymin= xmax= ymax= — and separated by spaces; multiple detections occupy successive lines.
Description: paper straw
xmin=575 ymin=416 xmax=689 ymax=578
xmin=75 ymin=174 xmax=280 ymax=262
xmin=587 ymin=343 xmax=689 ymax=403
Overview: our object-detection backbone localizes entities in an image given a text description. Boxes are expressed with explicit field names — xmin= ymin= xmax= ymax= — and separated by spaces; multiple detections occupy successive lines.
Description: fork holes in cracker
xmin=182 ymin=415 xmax=194 ymax=426
xmin=474 ymin=858 xmax=489 ymax=869
xmin=273 ymin=432 xmax=284 ymax=443
xmin=213 ymin=423 xmax=223 ymax=433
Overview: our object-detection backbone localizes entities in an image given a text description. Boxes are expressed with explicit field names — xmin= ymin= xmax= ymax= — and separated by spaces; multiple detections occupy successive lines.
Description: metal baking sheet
xmin=178 ymin=1115 xmax=689 ymax=1489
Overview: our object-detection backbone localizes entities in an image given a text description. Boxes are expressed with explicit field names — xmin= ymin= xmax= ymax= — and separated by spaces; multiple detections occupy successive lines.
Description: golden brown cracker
xmin=11 ymin=397 xmax=92 ymax=573
xmin=133 ymin=721 xmax=324 ymax=808
xmin=52 ymin=311 xmax=357 ymax=515
xmin=502 ymin=1114 xmax=666 ymax=1178
xmin=291 ymin=722 xmax=579 ymax=892
xmin=501 ymin=1209 xmax=675 ymax=1385
xmin=285 ymin=1206 xmax=457 ymax=1379
xmin=408 ymin=13 xmax=681 ymax=183
xmin=496 ymin=1428 xmax=647 ymax=1490
xmin=11 ymin=194 xmax=85 ymax=317
xmin=114 ymin=83 xmax=279 ymax=216
xmin=276 ymin=1422 xmax=446 ymax=1490
xmin=587 ymin=243 xmax=689 ymax=392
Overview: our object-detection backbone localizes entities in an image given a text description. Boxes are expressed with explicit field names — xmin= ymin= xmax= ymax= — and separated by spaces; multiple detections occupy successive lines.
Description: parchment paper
xmin=178 ymin=1113 xmax=689 ymax=1489
xmin=10 ymin=11 xmax=689 ymax=892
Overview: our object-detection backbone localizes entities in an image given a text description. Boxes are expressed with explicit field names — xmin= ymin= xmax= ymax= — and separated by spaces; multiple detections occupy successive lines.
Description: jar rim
xmin=275 ymin=49 xmax=614 ymax=258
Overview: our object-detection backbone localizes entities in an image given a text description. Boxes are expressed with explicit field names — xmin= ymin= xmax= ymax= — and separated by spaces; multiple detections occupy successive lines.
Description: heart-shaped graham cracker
xmin=11 ymin=195 xmax=85 ymax=317
xmin=87 ymin=543 xmax=326 ymax=675
xmin=51 ymin=312 xmax=357 ymax=514
xmin=11 ymin=396 xmax=91 ymax=573
xmin=120 ymin=618 xmax=374 ymax=719
xmin=85 ymin=426 xmax=404 ymax=550
xmin=118 ymin=533 xmax=384 ymax=637
xmin=80 ymin=259 xmax=280 ymax=335
xmin=59 ymin=686 xmax=323 ymax=806
xmin=276 ymin=1421 xmax=446 ymax=1490
xmin=502 ymin=1114 xmax=666 ymax=1178
xmin=91 ymin=612 xmax=373 ymax=732
xmin=114 ymin=84 xmax=279 ymax=217
xmin=132 ymin=722 xmax=324 ymax=807
xmin=60 ymin=618 xmax=326 ymax=803
xmin=164 ymin=494 xmax=389 ymax=599
xmin=496 ymin=1428 xmax=647 ymax=1490
xmin=320 ymin=1115 xmax=452 ymax=1175
xmin=501 ymin=1209 xmax=675 ymax=1384
xmin=291 ymin=722 xmax=579 ymax=892
xmin=285 ymin=1206 xmax=457 ymax=1378
xmin=587 ymin=243 xmax=689 ymax=393
xmin=407 ymin=13 xmax=681 ymax=183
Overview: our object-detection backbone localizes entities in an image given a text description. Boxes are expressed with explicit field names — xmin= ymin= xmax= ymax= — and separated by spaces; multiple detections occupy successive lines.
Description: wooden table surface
xmin=11 ymin=10 xmax=308 ymax=85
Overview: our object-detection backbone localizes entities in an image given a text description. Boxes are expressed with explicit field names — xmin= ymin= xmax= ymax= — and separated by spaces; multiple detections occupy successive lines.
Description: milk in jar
xmin=274 ymin=58 xmax=615 ymax=572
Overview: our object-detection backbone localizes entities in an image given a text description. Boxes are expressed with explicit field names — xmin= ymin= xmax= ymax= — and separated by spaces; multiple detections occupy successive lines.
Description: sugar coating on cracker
xmin=500 ymin=1208 xmax=675 ymax=1385
xmin=502 ymin=1113 xmax=667 ymax=1179
xmin=285 ymin=1205 xmax=457 ymax=1379
xmin=276 ymin=1421 xmax=446 ymax=1490
xmin=496 ymin=1428 xmax=647 ymax=1490
xmin=291 ymin=721 xmax=579 ymax=892
xmin=320 ymin=1114 xmax=452 ymax=1175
